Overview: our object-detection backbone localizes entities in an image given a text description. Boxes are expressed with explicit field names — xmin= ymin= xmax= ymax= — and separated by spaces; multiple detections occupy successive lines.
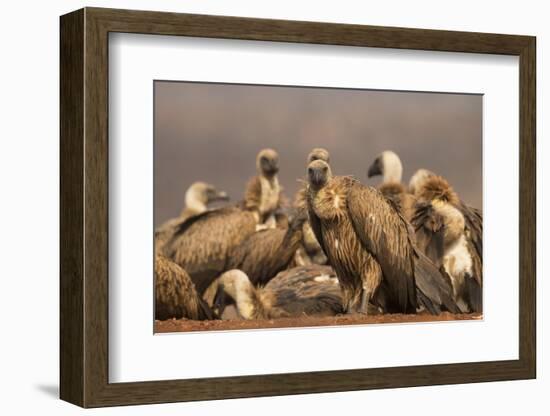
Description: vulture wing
xmin=163 ymin=206 xmax=257 ymax=295
xmin=346 ymin=182 xmax=417 ymax=313
xmin=227 ymin=228 xmax=288 ymax=286
xmin=460 ymin=202 xmax=483 ymax=260
xmin=306 ymin=194 xmax=328 ymax=257
xmin=266 ymin=266 xmax=343 ymax=317
xmin=411 ymin=201 xmax=446 ymax=267
xmin=413 ymin=250 xmax=463 ymax=314
xmin=459 ymin=202 xmax=483 ymax=311
xmin=155 ymin=256 xmax=215 ymax=321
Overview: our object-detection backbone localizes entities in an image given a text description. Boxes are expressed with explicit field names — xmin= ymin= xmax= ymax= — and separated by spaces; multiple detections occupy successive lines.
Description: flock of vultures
xmin=155 ymin=148 xmax=482 ymax=331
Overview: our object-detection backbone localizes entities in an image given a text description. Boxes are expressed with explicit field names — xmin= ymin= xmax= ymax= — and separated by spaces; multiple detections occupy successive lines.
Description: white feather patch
xmin=314 ymin=274 xmax=331 ymax=283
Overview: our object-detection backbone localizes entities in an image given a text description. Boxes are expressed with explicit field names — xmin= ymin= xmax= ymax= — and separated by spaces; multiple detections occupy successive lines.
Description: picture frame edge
xmin=59 ymin=7 xmax=537 ymax=408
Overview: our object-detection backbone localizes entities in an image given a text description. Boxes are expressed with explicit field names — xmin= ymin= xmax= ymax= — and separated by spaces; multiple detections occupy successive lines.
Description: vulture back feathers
xmin=163 ymin=206 xmax=258 ymax=295
xmin=214 ymin=266 xmax=343 ymax=319
xmin=155 ymin=255 xmax=215 ymax=321
xmin=226 ymin=210 xmax=308 ymax=286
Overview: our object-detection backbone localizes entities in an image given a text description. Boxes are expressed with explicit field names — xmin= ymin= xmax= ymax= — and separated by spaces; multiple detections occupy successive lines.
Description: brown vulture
xmin=213 ymin=266 xmax=344 ymax=319
xmin=243 ymin=148 xmax=285 ymax=229
xmin=292 ymin=147 xmax=331 ymax=266
xmin=155 ymin=182 xmax=229 ymax=253
xmin=225 ymin=209 xmax=308 ymax=287
xmin=162 ymin=205 xmax=259 ymax=296
xmin=411 ymin=174 xmax=483 ymax=312
xmin=155 ymin=255 xmax=215 ymax=321
xmin=305 ymin=159 xmax=460 ymax=315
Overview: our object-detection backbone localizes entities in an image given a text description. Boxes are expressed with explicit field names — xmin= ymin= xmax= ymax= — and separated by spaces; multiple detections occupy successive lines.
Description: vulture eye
xmin=308 ymin=167 xmax=314 ymax=174
xmin=322 ymin=166 xmax=328 ymax=172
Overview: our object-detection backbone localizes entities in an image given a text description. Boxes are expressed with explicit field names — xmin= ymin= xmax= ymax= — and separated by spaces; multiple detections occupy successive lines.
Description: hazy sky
xmin=154 ymin=81 xmax=482 ymax=226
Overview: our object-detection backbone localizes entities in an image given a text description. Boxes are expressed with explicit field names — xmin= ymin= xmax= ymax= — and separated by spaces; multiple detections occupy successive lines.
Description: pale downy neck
xmin=382 ymin=152 xmax=403 ymax=184
xmin=184 ymin=187 xmax=207 ymax=215
xmin=219 ymin=270 xmax=257 ymax=319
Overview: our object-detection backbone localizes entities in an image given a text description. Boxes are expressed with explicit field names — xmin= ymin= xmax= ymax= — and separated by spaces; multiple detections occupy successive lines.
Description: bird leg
xmin=357 ymin=288 xmax=371 ymax=315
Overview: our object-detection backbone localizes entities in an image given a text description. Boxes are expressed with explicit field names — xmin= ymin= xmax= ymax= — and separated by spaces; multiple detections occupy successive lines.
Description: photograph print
xmin=154 ymin=81 xmax=483 ymax=333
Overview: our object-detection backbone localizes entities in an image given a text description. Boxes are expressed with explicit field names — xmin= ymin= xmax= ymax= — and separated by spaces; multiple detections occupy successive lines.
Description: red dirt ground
xmin=155 ymin=312 xmax=482 ymax=333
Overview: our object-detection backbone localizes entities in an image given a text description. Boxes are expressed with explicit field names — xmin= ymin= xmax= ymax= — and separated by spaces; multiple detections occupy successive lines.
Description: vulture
xmin=213 ymin=266 xmax=344 ymax=319
xmin=162 ymin=204 xmax=259 ymax=296
xmin=225 ymin=209 xmax=308 ymax=287
xmin=305 ymin=159 xmax=460 ymax=315
xmin=155 ymin=255 xmax=215 ymax=321
xmin=293 ymin=148 xmax=332 ymax=266
xmin=155 ymin=182 xmax=229 ymax=253
xmin=410 ymin=173 xmax=483 ymax=312
xmin=367 ymin=150 xmax=416 ymax=221
xmin=244 ymin=148 xmax=284 ymax=229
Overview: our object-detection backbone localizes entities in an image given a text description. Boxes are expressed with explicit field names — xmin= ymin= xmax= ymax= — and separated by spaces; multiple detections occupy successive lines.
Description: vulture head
xmin=256 ymin=148 xmax=279 ymax=177
xmin=307 ymin=147 xmax=330 ymax=164
xmin=408 ymin=168 xmax=436 ymax=195
xmin=185 ymin=182 xmax=229 ymax=212
xmin=367 ymin=150 xmax=403 ymax=184
xmin=307 ymin=159 xmax=332 ymax=189
xmin=417 ymin=175 xmax=460 ymax=205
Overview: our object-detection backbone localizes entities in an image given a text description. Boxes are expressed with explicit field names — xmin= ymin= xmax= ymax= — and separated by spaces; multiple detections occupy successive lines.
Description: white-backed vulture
xmin=155 ymin=182 xmax=229 ymax=253
xmin=367 ymin=150 xmax=416 ymax=221
xmin=408 ymin=168 xmax=436 ymax=196
xmin=225 ymin=210 xmax=308 ymax=287
xmin=411 ymin=174 xmax=482 ymax=312
xmin=305 ymin=159 xmax=461 ymax=315
xmin=244 ymin=148 xmax=284 ymax=229
xmin=213 ymin=266 xmax=344 ymax=319
xmin=292 ymin=148 xmax=331 ymax=266
xmin=155 ymin=255 xmax=215 ymax=321
xmin=162 ymin=205 xmax=259 ymax=296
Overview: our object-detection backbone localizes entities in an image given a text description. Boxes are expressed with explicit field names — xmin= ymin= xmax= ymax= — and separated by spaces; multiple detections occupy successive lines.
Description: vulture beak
xmin=261 ymin=157 xmax=279 ymax=175
xmin=213 ymin=283 xmax=227 ymax=317
xmin=308 ymin=165 xmax=328 ymax=188
xmin=367 ymin=158 xmax=382 ymax=178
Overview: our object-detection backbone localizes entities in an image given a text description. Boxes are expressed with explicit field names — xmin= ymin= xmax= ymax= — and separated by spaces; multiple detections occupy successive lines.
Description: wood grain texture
xmin=59 ymin=7 xmax=537 ymax=408
xmin=59 ymin=8 xmax=84 ymax=406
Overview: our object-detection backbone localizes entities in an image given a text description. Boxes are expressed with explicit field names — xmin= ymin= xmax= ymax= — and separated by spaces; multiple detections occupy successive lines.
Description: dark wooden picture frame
xmin=60 ymin=7 xmax=536 ymax=408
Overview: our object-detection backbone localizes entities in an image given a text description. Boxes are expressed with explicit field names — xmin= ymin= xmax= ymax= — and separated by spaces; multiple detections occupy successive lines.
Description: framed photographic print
xmin=60 ymin=7 xmax=536 ymax=408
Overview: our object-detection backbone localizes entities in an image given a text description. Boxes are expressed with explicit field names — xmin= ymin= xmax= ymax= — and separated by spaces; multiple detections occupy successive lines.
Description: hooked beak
xmin=367 ymin=159 xmax=382 ymax=178
xmin=308 ymin=168 xmax=327 ymax=188
xmin=261 ymin=158 xmax=279 ymax=176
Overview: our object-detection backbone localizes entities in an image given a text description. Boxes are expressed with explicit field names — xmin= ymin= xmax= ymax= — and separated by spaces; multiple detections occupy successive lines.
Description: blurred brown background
xmin=154 ymin=81 xmax=482 ymax=227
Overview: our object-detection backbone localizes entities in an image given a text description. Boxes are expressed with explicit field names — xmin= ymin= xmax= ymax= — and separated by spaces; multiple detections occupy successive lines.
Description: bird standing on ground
xmin=305 ymin=159 xmax=460 ymax=315
xmin=244 ymin=148 xmax=284 ymax=230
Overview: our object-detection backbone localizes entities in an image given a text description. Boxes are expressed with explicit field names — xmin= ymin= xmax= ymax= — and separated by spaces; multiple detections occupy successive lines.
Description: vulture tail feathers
xmin=465 ymin=273 xmax=483 ymax=313
xmin=414 ymin=251 xmax=463 ymax=314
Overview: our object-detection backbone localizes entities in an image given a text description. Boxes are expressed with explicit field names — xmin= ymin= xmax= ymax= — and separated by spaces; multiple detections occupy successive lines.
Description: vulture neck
xmin=382 ymin=157 xmax=403 ymax=184
xmin=219 ymin=270 xmax=260 ymax=319
xmin=183 ymin=188 xmax=207 ymax=216
xmin=310 ymin=178 xmax=349 ymax=220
